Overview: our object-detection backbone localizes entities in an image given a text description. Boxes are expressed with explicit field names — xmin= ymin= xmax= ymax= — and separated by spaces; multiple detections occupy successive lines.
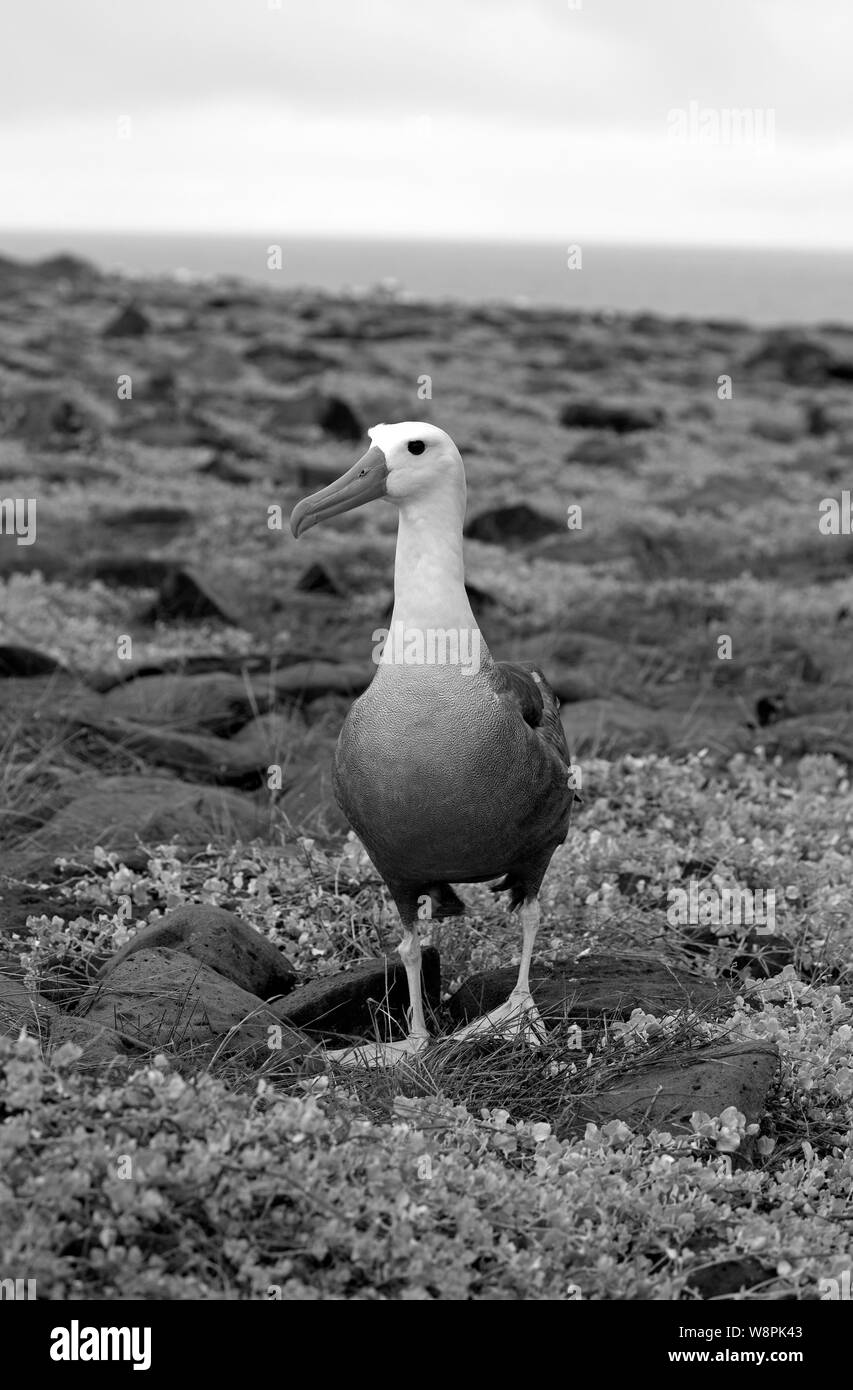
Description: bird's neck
xmin=390 ymin=490 xmax=481 ymax=643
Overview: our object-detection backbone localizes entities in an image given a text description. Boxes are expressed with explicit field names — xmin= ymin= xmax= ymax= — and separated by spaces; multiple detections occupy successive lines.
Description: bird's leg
xmin=398 ymin=925 xmax=431 ymax=1045
xmin=452 ymin=899 xmax=546 ymax=1045
xmin=325 ymin=924 xmax=431 ymax=1069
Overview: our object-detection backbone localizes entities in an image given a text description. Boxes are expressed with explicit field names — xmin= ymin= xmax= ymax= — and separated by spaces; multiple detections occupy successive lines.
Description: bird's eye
xmin=407 ymin=440 xmax=426 ymax=455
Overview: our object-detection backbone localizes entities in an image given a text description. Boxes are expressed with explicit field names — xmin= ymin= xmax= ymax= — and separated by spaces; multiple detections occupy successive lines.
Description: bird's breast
xmin=333 ymin=664 xmax=565 ymax=883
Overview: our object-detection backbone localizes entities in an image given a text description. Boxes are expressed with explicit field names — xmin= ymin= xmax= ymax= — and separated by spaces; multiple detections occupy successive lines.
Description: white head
xmin=366 ymin=421 xmax=464 ymax=505
xmin=290 ymin=420 xmax=466 ymax=536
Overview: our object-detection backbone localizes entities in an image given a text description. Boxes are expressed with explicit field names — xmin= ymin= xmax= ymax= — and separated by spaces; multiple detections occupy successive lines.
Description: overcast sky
xmin=1 ymin=0 xmax=850 ymax=246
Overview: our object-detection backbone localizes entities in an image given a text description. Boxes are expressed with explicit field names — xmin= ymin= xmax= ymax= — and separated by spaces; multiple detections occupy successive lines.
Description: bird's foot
xmin=324 ymin=1032 xmax=429 ymax=1069
xmin=451 ymin=990 xmax=547 ymax=1047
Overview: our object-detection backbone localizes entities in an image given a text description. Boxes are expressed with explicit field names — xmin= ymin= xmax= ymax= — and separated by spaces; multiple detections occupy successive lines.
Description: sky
xmin=0 ymin=0 xmax=851 ymax=247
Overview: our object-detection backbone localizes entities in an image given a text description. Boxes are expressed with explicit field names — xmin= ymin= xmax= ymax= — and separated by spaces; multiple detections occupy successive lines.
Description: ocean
xmin=1 ymin=231 xmax=851 ymax=327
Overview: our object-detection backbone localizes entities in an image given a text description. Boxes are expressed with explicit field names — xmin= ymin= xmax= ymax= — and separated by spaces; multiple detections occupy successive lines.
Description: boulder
xmin=0 ymin=533 xmax=71 ymax=579
xmin=7 ymin=776 xmax=271 ymax=875
xmin=560 ymin=399 xmax=663 ymax=433
xmin=265 ymin=388 xmax=362 ymax=439
xmin=448 ymin=954 xmax=725 ymax=1030
xmin=102 ymin=303 xmax=151 ymax=337
xmin=744 ymin=331 xmax=853 ymax=386
xmin=142 ymin=369 xmax=180 ymax=405
xmin=567 ymin=432 xmax=645 ymax=468
xmin=6 ymin=385 xmax=113 ymax=449
xmin=561 ymin=697 xmax=675 ymax=755
xmin=272 ymin=947 xmax=441 ymax=1042
xmin=244 ymin=340 xmax=335 ymax=380
xmin=82 ymin=947 xmax=312 ymax=1061
xmin=568 ymin=1041 xmax=779 ymax=1138
xmin=759 ymin=712 xmax=853 ymax=765
xmin=0 ymin=970 xmax=51 ymax=1036
xmin=99 ymin=904 xmax=297 ymax=1000
xmin=0 ymin=883 xmax=83 ymax=937
xmin=296 ymin=561 xmax=348 ymax=597
xmin=76 ymin=716 xmax=268 ymax=784
xmin=232 ymin=711 xmax=295 ymax=760
xmin=318 ymin=396 xmax=363 ymax=441
xmin=685 ymin=1257 xmax=770 ymax=1300
xmin=0 ymin=675 xmax=101 ymax=736
xmin=270 ymin=661 xmax=371 ymax=703
xmin=45 ymin=1015 xmax=131 ymax=1067
xmin=99 ymin=673 xmax=259 ymax=733
xmin=464 ymin=504 xmax=564 ymax=547
xmin=93 ymin=651 xmax=305 ymax=688
xmin=83 ymin=555 xmax=176 ymax=588
xmin=198 ymin=452 xmax=251 ymax=484
xmin=99 ymin=503 xmax=193 ymax=528
xmin=139 ymin=567 xmax=244 ymax=625
xmin=0 ymin=645 xmax=66 ymax=678
xmin=34 ymin=253 xmax=99 ymax=285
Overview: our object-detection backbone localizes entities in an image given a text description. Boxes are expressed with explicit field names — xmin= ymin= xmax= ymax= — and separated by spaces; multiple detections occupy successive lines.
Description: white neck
xmin=390 ymin=483 xmax=482 ymax=642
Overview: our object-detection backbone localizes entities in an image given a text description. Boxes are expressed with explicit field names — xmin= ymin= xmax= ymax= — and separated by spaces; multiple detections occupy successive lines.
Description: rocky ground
xmin=1 ymin=252 xmax=852 ymax=1299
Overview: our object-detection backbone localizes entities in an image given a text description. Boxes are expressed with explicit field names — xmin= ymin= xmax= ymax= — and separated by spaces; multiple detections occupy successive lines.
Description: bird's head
xmin=290 ymin=421 xmax=465 ymax=537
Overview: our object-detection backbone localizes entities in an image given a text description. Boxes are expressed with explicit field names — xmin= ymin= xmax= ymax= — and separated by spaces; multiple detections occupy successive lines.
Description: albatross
xmin=291 ymin=422 xmax=574 ymax=1064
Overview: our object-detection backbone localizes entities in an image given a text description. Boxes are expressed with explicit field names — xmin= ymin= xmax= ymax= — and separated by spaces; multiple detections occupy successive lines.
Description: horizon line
xmin=1 ymin=229 xmax=853 ymax=257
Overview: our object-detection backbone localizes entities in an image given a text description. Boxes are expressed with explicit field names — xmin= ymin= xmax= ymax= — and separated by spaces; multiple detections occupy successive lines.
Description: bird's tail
xmin=429 ymin=883 xmax=468 ymax=919
xmin=488 ymin=874 xmax=526 ymax=910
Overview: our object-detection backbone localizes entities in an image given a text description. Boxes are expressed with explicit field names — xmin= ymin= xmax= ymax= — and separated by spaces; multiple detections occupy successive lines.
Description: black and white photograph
xmin=0 ymin=0 xmax=852 ymax=1346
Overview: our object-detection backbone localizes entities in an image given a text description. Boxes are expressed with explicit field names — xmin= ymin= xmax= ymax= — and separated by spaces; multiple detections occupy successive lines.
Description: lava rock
xmin=198 ymin=452 xmax=251 ymax=484
xmin=7 ymin=775 xmax=271 ymax=875
xmin=296 ymin=561 xmax=348 ymax=596
xmin=102 ymin=303 xmax=151 ymax=338
xmin=270 ymin=660 xmax=371 ymax=703
xmin=244 ymin=340 xmax=335 ymax=380
xmin=448 ymin=954 xmax=725 ymax=1029
xmin=83 ymin=555 xmax=177 ymax=588
xmin=0 ymin=884 xmax=84 ymax=937
xmin=139 ymin=567 xmax=243 ymax=625
xmin=232 ymin=711 xmax=295 ymax=760
xmin=465 ymin=504 xmax=564 ymax=547
xmin=0 ymin=645 xmax=66 ymax=678
xmin=684 ymin=1257 xmax=770 ymax=1300
xmin=35 ymin=254 xmax=99 ymax=284
xmin=99 ymin=904 xmax=297 ymax=1000
xmin=77 ymin=716 xmax=268 ymax=785
xmin=0 ymin=970 xmax=51 ymax=1036
xmin=744 ymin=331 xmax=853 ymax=386
xmin=568 ymin=1040 xmax=779 ymax=1138
xmin=100 ymin=672 xmax=259 ymax=733
xmin=82 ymin=947 xmax=312 ymax=1060
xmin=731 ymin=933 xmax=795 ymax=979
xmin=100 ymin=504 xmax=193 ymax=528
xmin=266 ymin=388 xmax=362 ymax=439
xmin=45 ymin=1015 xmax=131 ymax=1067
xmin=7 ymin=386 xmax=112 ymax=449
xmin=318 ymin=396 xmax=363 ymax=441
xmin=560 ymin=399 xmax=663 ymax=433
xmin=272 ymin=947 xmax=441 ymax=1042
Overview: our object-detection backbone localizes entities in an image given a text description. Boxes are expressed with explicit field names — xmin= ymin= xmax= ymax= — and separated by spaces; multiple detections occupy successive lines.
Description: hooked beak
xmin=290 ymin=444 xmax=388 ymax=538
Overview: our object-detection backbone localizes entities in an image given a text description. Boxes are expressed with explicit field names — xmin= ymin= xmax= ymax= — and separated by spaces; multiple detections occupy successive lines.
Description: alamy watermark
xmin=819 ymin=1270 xmax=852 ymax=1300
xmin=0 ymin=497 xmax=37 ymax=545
xmin=372 ymin=624 xmax=481 ymax=673
xmin=50 ymin=1320 xmax=151 ymax=1371
xmin=667 ymin=102 xmax=776 ymax=150
xmin=667 ymin=879 xmax=777 ymax=934
xmin=0 ymin=1277 xmax=36 ymax=1299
